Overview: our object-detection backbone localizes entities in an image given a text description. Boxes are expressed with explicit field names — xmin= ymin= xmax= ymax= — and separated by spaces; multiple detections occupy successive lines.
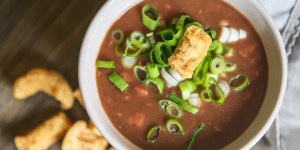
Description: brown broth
xmin=96 ymin=0 xmax=268 ymax=149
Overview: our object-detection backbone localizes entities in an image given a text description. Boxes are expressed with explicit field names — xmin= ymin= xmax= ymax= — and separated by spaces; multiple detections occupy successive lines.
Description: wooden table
xmin=0 ymin=0 xmax=106 ymax=149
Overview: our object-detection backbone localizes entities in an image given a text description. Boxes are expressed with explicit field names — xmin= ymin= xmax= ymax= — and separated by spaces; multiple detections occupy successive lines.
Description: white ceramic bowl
xmin=79 ymin=0 xmax=287 ymax=149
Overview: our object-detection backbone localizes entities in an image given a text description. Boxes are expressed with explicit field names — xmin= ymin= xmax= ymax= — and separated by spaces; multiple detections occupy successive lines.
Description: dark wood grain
xmin=0 ymin=0 xmax=106 ymax=149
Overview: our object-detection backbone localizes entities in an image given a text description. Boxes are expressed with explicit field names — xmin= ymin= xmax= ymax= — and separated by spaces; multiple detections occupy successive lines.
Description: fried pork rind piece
xmin=89 ymin=119 xmax=102 ymax=136
xmin=12 ymin=68 xmax=74 ymax=110
xmin=62 ymin=120 xmax=108 ymax=150
xmin=168 ymin=25 xmax=212 ymax=78
xmin=73 ymin=87 xmax=84 ymax=108
xmin=14 ymin=112 xmax=72 ymax=150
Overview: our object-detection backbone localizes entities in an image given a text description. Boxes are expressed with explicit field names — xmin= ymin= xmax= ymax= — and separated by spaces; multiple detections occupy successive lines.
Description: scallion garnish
xmin=179 ymin=82 xmax=190 ymax=100
xmin=209 ymin=57 xmax=226 ymax=74
xmin=226 ymin=62 xmax=237 ymax=72
xmin=115 ymin=45 xmax=125 ymax=56
xmin=158 ymin=99 xmax=175 ymax=110
xmin=96 ymin=61 xmax=115 ymax=68
xmin=229 ymin=74 xmax=250 ymax=90
xmin=160 ymin=29 xmax=178 ymax=46
xmin=184 ymin=22 xmax=204 ymax=31
xmin=108 ymin=72 xmax=129 ymax=92
xmin=122 ymin=56 xmax=137 ymax=68
xmin=147 ymin=126 xmax=160 ymax=142
xmin=223 ymin=45 xmax=233 ymax=56
xmin=111 ymin=29 xmax=124 ymax=44
xmin=146 ymin=32 xmax=157 ymax=48
xmin=208 ymin=40 xmax=221 ymax=51
xmin=166 ymin=103 xmax=182 ymax=118
xmin=125 ymin=41 xmax=143 ymax=57
xmin=168 ymin=92 xmax=199 ymax=114
xmin=186 ymin=79 xmax=197 ymax=92
xmin=200 ymin=89 xmax=212 ymax=102
xmin=134 ymin=65 xmax=149 ymax=82
xmin=206 ymin=29 xmax=217 ymax=39
xmin=161 ymin=68 xmax=179 ymax=87
xmin=176 ymin=15 xmax=191 ymax=28
xmin=205 ymin=77 xmax=225 ymax=105
xmin=166 ymin=119 xmax=184 ymax=135
xmin=153 ymin=42 xmax=173 ymax=67
xmin=187 ymin=124 xmax=205 ymax=150
xmin=130 ymin=31 xmax=151 ymax=50
xmin=144 ymin=77 xmax=164 ymax=94
xmin=142 ymin=5 xmax=160 ymax=31
xmin=171 ymin=18 xmax=179 ymax=25
xmin=174 ymin=26 xmax=184 ymax=40
xmin=193 ymin=55 xmax=207 ymax=85
xmin=147 ymin=63 xmax=159 ymax=78
xmin=213 ymin=43 xmax=223 ymax=55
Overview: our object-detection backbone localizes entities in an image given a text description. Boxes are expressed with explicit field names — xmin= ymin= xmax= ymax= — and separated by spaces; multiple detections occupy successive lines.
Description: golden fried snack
xmin=14 ymin=112 xmax=72 ymax=150
xmin=62 ymin=120 xmax=108 ymax=150
xmin=108 ymin=147 xmax=117 ymax=150
xmin=73 ymin=88 xmax=85 ymax=108
xmin=89 ymin=119 xmax=102 ymax=136
xmin=168 ymin=25 xmax=212 ymax=78
xmin=12 ymin=68 xmax=74 ymax=110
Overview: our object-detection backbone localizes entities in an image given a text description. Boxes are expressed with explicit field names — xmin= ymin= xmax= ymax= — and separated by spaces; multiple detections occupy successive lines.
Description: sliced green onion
xmin=202 ymin=72 xmax=219 ymax=88
xmin=125 ymin=36 xmax=137 ymax=50
xmin=188 ymin=96 xmax=201 ymax=107
xmin=213 ymin=43 xmax=223 ymax=55
xmin=214 ymin=54 xmax=224 ymax=59
xmin=166 ymin=103 xmax=182 ymax=118
xmin=111 ymin=29 xmax=124 ymax=44
xmin=160 ymin=29 xmax=177 ymax=46
xmin=216 ymin=81 xmax=229 ymax=97
xmin=184 ymin=22 xmax=204 ymax=31
xmin=169 ymin=92 xmax=199 ymax=114
xmin=223 ymin=45 xmax=233 ymax=57
xmin=166 ymin=119 xmax=184 ymax=135
xmin=122 ymin=56 xmax=137 ymax=68
xmin=145 ymin=77 xmax=164 ymax=94
xmin=208 ymin=40 xmax=221 ymax=51
xmin=206 ymin=29 xmax=217 ymax=39
xmin=161 ymin=68 xmax=179 ymax=87
xmin=115 ymin=45 xmax=125 ymax=56
xmin=187 ymin=124 xmax=205 ymax=150
xmin=130 ymin=31 xmax=151 ymax=50
xmin=96 ymin=61 xmax=115 ymax=68
xmin=125 ymin=41 xmax=143 ymax=57
xmin=193 ymin=53 xmax=212 ymax=85
xmin=142 ymin=5 xmax=160 ymax=31
xmin=141 ymin=51 xmax=150 ymax=58
xmin=158 ymin=99 xmax=175 ymax=110
xmin=171 ymin=18 xmax=179 ymax=25
xmin=147 ymin=63 xmax=159 ymax=78
xmin=229 ymin=74 xmax=250 ymax=90
xmin=134 ymin=65 xmax=149 ymax=82
xmin=226 ymin=62 xmax=237 ymax=72
xmin=186 ymin=79 xmax=197 ymax=92
xmin=153 ymin=42 xmax=173 ymax=67
xmin=209 ymin=57 xmax=226 ymax=74
xmin=205 ymin=77 xmax=225 ymax=105
xmin=108 ymin=72 xmax=129 ymax=92
xmin=179 ymin=82 xmax=190 ymax=100
xmin=174 ymin=26 xmax=184 ymax=40
xmin=200 ymin=89 xmax=212 ymax=102
xmin=176 ymin=15 xmax=191 ymax=28
xmin=147 ymin=126 xmax=160 ymax=142
xmin=146 ymin=32 xmax=157 ymax=48
xmin=193 ymin=55 xmax=207 ymax=85
xmin=169 ymin=67 xmax=185 ymax=82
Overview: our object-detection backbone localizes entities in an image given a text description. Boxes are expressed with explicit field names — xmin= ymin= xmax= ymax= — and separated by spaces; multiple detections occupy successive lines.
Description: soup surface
xmin=96 ymin=0 xmax=268 ymax=149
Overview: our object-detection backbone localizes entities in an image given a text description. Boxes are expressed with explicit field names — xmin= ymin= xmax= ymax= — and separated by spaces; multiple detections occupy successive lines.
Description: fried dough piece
xmin=168 ymin=25 xmax=212 ymax=78
xmin=108 ymin=147 xmax=117 ymax=150
xmin=89 ymin=119 xmax=102 ymax=136
xmin=62 ymin=120 xmax=108 ymax=150
xmin=14 ymin=112 xmax=72 ymax=150
xmin=12 ymin=68 xmax=74 ymax=110
xmin=73 ymin=88 xmax=84 ymax=108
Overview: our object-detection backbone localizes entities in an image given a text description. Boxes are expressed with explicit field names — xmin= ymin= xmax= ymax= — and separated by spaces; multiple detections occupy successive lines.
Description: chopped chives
xmin=187 ymin=123 xmax=205 ymax=150
xmin=108 ymin=72 xmax=129 ymax=92
xmin=96 ymin=61 xmax=115 ymax=68
xmin=168 ymin=92 xmax=199 ymax=114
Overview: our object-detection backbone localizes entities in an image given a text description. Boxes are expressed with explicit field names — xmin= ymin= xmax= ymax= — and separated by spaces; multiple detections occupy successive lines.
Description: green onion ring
xmin=158 ymin=99 xmax=175 ymax=110
xmin=130 ymin=31 xmax=151 ymax=50
xmin=160 ymin=29 xmax=178 ymax=46
xmin=193 ymin=53 xmax=212 ymax=85
xmin=209 ymin=57 xmax=226 ymax=74
xmin=144 ymin=77 xmax=164 ymax=94
xmin=108 ymin=72 xmax=129 ymax=92
xmin=223 ymin=45 xmax=233 ymax=57
xmin=146 ymin=32 xmax=157 ymax=48
xmin=208 ymin=40 xmax=221 ymax=51
xmin=229 ymin=74 xmax=250 ymax=90
xmin=186 ymin=79 xmax=197 ymax=92
xmin=200 ymin=89 xmax=212 ymax=102
xmin=115 ymin=45 xmax=125 ymax=56
xmin=125 ymin=41 xmax=143 ymax=57
xmin=142 ymin=5 xmax=160 ymax=31
xmin=174 ymin=26 xmax=184 ymax=40
xmin=176 ymin=15 xmax=191 ymax=28
xmin=206 ymin=29 xmax=216 ymax=39
xmin=171 ymin=18 xmax=179 ymax=25
xmin=134 ymin=65 xmax=149 ymax=82
xmin=192 ymin=55 xmax=207 ymax=85
xmin=226 ymin=62 xmax=237 ymax=72
xmin=179 ymin=82 xmax=191 ymax=100
xmin=184 ymin=22 xmax=204 ymax=31
xmin=111 ymin=29 xmax=124 ymax=44
xmin=187 ymin=123 xmax=205 ymax=150
xmin=213 ymin=43 xmax=223 ymax=55
xmin=166 ymin=103 xmax=182 ymax=118
xmin=147 ymin=126 xmax=160 ymax=142
xmin=205 ymin=77 xmax=225 ymax=105
xmin=147 ymin=63 xmax=160 ymax=78
xmin=169 ymin=92 xmax=199 ymax=114
xmin=166 ymin=119 xmax=184 ymax=135
xmin=153 ymin=42 xmax=172 ymax=67
xmin=214 ymin=54 xmax=224 ymax=59
xmin=96 ymin=61 xmax=115 ymax=68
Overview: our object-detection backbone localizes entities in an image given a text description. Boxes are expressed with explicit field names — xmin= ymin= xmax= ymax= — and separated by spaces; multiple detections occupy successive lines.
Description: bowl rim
xmin=79 ymin=0 xmax=287 ymax=149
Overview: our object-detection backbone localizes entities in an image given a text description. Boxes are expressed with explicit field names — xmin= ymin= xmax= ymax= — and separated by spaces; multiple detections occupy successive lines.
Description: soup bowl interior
xmin=79 ymin=0 xmax=287 ymax=149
